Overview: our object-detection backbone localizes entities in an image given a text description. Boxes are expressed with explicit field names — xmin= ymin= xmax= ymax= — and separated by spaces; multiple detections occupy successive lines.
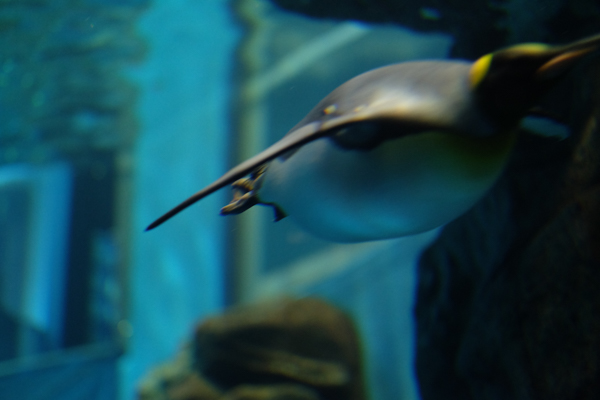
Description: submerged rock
xmin=414 ymin=59 xmax=600 ymax=399
xmin=195 ymin=297 xmax=364 ymax=400
xmin=138 ymin=297 xmax=366 ymax=400
xmin=220 ymin=384 xmax=320 ymax=400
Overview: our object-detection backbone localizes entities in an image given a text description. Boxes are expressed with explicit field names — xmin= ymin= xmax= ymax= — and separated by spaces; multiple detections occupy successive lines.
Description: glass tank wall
xmin=0 ymin=0 xmax=143 ymax=398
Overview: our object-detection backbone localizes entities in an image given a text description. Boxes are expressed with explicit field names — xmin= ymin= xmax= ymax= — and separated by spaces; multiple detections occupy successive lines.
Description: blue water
xmin=3 ymin=0 xmax=587 ymax=399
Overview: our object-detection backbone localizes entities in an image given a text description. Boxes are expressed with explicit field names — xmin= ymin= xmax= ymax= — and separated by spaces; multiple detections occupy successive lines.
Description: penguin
xmin=146 ymin=33 xmax=600 ymax=242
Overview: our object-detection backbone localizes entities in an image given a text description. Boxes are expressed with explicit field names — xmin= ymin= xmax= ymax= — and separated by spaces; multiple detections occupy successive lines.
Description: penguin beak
xmin=536 ymin=47 xmax=597 ymax=80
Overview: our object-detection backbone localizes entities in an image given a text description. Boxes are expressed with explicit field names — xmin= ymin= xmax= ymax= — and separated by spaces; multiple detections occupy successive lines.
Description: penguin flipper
xmin=145 ymin=121 xmax=324 ymax=230
xmin=219 ymin=173 xmax=288 ymax=222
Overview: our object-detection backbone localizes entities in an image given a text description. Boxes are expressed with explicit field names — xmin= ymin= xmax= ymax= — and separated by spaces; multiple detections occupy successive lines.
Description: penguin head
xmin=469 ymin=35 xmax=600 ymax=128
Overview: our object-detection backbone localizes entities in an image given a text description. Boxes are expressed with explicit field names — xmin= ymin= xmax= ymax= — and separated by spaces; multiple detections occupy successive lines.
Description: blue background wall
xmin=122 ymin=1 xmax=239 ymax=398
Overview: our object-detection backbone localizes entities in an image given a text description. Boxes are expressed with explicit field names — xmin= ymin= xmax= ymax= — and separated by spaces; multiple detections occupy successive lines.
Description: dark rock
xmin=138 ymin=344 xmax=223 ymax=400
xmin=139 ymin=298 xmax=366 ymax=400
xmin=220 ymin=384 xmax=320 ymax=400
xmin=195 ymin=297 xmax=365 ymax=400
xmin=167 ymin=373 xmax=224 ymax=400
xmin=414 ymin=58 xmax=600 ymax=399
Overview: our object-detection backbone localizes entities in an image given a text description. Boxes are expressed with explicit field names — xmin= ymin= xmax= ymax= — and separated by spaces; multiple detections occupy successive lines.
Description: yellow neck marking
xmin=469 ymin=54 xmax=493 ymax=89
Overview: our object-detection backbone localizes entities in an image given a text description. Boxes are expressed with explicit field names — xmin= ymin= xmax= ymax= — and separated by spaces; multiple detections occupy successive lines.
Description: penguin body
xmin=146 ymin=34 xmax=600 ymax=242
xmin=257 ymin=61 xmax=514 ymax=242
xmin=260 ymin=127 xmax=514 ymax=242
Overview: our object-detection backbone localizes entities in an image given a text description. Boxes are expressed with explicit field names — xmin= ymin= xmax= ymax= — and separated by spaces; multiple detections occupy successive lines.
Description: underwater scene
xmin=1 ymin=0 xmax=599 ymax=399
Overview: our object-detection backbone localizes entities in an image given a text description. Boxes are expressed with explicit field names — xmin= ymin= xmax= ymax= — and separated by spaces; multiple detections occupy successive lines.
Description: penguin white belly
xmin=259 ymin=131 xmax=514 ymax=242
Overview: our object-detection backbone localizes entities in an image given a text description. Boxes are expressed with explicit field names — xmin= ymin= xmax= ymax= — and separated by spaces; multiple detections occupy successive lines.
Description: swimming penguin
xmin=146 ymin=33 xmax=600 ymax=242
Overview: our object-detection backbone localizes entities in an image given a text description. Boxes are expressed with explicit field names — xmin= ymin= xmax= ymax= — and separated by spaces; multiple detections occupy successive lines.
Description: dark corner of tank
xmin=2 ymin=0 xmax=600 ymax=400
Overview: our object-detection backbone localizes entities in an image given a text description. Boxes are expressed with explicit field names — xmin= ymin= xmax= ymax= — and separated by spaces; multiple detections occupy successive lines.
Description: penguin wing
xmin=147 ymin=119 xmax=347 ymax=230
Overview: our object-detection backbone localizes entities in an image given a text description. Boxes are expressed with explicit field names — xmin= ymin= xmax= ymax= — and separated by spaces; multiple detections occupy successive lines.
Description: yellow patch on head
xmin=469 ymin=42 xmax=554 ymax=89
xmin=469 ymin=53 xmax=493 ymax=89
